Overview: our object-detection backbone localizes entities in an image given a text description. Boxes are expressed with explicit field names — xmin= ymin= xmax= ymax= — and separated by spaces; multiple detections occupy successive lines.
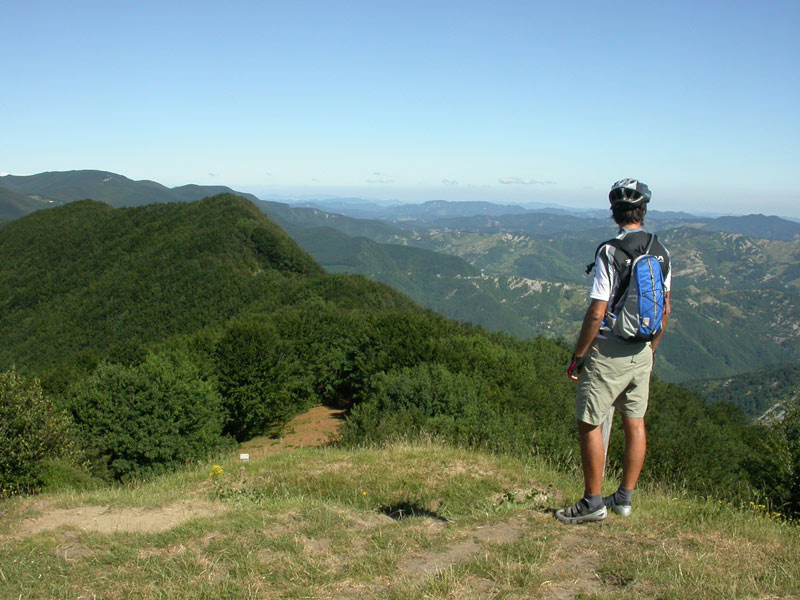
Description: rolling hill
xmin=0 ymin=185 xmax=61 ymax=221
xmin=686 ymin=363 xmax=800 ymax=421
xmin=0 ymin=195 xmax=415 ymax=392
xmin=703 ymin=213 xmax=800 ymax=241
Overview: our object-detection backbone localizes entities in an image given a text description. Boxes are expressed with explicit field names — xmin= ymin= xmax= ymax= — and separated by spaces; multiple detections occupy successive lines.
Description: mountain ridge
xmin=0 ymin=170 xmax=260 ymax=213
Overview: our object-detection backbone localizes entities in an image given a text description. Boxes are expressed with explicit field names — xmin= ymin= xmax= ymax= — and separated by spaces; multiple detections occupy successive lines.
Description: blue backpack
xmin=587 ymin=233 xmax=668 ymax=342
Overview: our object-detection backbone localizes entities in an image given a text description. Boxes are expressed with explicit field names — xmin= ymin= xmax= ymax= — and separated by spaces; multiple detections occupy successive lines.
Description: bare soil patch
xmin=13 ymin=500 xmax=225 ymax=538
xmin=239 ymin=405 xmax=346 ymax=459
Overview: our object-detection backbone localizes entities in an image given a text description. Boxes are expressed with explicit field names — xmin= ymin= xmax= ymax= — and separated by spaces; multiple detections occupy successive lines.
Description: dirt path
xmin=238 ymin=404 xmax=346 ymax=459
xmin=538 ymin=529 xmax=607 ymax=599
xmin=13 ymin=501 xmax=225 ymax=538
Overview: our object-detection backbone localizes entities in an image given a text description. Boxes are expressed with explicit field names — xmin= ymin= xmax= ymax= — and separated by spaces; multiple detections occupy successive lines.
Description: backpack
xmin=586 ymin=232 xmax=668 ymax=343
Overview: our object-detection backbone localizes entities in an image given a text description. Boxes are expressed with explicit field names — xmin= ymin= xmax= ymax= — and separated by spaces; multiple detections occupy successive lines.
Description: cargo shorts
xmin=575 ymin=335 xmax=653 ymax=426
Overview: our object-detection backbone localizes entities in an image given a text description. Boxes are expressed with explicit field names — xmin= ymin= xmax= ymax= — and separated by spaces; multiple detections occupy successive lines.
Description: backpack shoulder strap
xmin=585 ymin=238 xmax=630 ymax=275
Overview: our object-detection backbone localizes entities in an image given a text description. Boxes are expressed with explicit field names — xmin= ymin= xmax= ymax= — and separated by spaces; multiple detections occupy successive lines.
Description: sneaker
xmin=602 ymin=494 xmax=632 ymax=517
xmin=555 ymin=499 xmax=607 ymax=524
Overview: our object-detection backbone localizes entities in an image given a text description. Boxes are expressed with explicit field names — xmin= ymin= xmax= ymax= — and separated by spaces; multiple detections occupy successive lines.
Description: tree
xmin=0 ymin=367 xmax=76 ymax=495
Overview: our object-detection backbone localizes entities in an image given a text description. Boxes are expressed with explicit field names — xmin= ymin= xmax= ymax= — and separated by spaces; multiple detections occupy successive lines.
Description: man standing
xmin=555 ymin=179 xmax=671 ymax=524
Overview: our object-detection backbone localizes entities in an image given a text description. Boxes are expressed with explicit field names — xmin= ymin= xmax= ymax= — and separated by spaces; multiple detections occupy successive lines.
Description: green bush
xmin=38 ymin=457 xmax=101 ymax=493
xmin=214 ymin=319 xmax=315 ymax=441
xmin=69 ymin=351 xmax=229 ymax=482
xmin=340 ymin=363 xmax=570 ymax=459
xmin=0 ymin=367 xmax=77 ymax=496
xmin=342 ymin=364 xmax=485 ymax=444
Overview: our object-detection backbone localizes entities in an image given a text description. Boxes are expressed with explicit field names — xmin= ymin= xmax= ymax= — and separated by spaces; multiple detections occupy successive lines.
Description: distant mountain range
xmin=686 ymin=363 xmax=800 ymax=422
xmin=3 ymin=170 xmax=800 ymax=240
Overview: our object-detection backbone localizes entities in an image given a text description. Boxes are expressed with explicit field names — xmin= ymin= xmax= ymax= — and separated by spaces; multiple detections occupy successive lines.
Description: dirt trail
xmin=238 ymin=404 xmax=346 ymax=459
xmin=538 ymin=529 xmax=607 ymax=599
xmin=13 ymin=501 xmax=225 ymax=538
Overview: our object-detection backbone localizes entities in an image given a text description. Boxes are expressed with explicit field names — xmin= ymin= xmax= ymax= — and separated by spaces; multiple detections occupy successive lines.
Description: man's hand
xmin=567 ymin=354 xmax=586 ymax=381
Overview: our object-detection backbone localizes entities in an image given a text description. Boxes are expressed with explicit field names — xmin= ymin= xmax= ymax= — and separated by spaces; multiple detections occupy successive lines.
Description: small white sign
xmin=239 ymin=453 xmax=250 ymax=462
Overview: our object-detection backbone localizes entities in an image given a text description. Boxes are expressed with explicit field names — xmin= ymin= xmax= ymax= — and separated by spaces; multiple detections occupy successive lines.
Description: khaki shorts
xmin=575 ymin=336 xmax=653 ymax=426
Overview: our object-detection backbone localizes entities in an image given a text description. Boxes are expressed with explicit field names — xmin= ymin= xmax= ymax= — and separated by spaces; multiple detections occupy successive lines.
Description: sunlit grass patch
xmin=207 ymin=443 xmax=547 ymax=523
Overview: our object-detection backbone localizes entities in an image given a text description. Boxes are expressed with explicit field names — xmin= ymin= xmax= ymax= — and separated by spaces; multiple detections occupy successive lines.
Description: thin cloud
xmin=498 ymin=176 xmax=556 ymax=185
xmin=442 ymin=178 xmax=459 ymax=185
xmin=366 ymin=171 xmax=393 ymax=184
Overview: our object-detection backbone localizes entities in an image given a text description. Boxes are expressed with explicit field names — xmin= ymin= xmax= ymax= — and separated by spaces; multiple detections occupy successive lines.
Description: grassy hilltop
xmin=1 ymin=435 xmax=798 ymax=599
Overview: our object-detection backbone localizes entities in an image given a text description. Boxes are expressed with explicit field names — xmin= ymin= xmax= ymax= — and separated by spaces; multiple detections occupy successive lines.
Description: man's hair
xmin=612 ymin=204 xmax=646 ymax=226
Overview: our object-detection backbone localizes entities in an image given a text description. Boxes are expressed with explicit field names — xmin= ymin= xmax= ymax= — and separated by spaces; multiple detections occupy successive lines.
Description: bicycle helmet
xmin=609 ymin=179 xmax=651 ymax=206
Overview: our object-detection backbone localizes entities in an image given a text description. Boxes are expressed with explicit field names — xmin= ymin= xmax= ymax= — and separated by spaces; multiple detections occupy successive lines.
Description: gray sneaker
xmin=555 ymin=500 xmax=607 ymax=524
xmin=602 ymin=495 xmax=632 ymax=517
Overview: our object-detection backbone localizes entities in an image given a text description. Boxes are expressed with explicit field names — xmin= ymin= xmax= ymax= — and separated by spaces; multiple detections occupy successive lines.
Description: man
xmin=555 ymin=178 xmax=671 ymax=524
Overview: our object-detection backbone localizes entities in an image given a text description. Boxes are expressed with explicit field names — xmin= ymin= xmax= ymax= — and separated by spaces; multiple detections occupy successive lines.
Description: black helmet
xmin=609 ymin=179 xmax=651 ymax=206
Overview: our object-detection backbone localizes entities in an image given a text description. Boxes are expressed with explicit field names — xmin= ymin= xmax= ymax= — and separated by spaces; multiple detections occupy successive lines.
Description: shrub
xmin=69 ymin=351 xmax=228 ymax=482
xmin=214 ymin=320 xmax=315 ymax=441
xmin=340 ymin=363 xmax=559 ymax=457
xmin=0 ymin=367 xmax=77 ymax=496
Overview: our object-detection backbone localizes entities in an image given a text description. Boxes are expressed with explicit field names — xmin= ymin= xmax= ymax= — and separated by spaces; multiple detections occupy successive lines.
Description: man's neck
xmin=621 ymin=222 xmax=643 ymax=231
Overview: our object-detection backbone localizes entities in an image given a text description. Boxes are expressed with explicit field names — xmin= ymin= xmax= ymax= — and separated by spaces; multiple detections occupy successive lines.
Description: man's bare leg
xmin=578 ymin=420 xmax=605 ymax=496
xmin=620 ymin=415 xmax=646 ymax=490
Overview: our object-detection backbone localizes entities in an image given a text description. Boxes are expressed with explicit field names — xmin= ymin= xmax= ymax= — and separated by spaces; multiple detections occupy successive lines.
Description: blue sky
xmin=3 ymin=1 xmax=799 ymax=216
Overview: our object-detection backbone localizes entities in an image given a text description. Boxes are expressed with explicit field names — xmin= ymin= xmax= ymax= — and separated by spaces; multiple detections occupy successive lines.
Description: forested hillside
xmin=0 ymin=186 xmax=58 ymax=221
xmin=3 ymin=171 xmax=797 ymax=388
xmin=0 ymin=196 xmax=322 ymax=391
xmin=1 ymin=195 xmax=797 ymax=518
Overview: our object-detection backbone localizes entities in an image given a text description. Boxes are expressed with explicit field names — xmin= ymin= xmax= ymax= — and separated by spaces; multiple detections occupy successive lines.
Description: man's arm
xmin=574 ymin=299 xmax=608 ymax=358
xmin=650 ymin=291 xmax=670 ymax=353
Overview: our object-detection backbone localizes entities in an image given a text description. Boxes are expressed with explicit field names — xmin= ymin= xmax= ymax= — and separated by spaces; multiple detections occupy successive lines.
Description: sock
xmin=583 ymin=493 xmax=603 ymax=510
xmin=613 ymin=486 xmax=633 ymax=506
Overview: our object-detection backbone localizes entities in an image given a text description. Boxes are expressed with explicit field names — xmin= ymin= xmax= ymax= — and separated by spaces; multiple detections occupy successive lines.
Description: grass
xmin=1 ymin=441 xmax=798 ymax=599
